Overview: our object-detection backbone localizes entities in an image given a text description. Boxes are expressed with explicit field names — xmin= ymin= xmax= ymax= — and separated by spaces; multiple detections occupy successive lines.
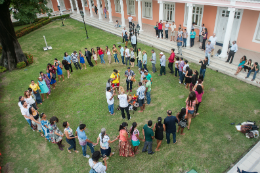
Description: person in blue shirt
xmin=118 ymin=45 xmax=125 ymax=64
xmin=63 ymin=52 xmax=73 ymax=72
xmin=190 ymin=29 xmax=196 ymax=47
xmin=177 ymin=34 xmax=183 ymax=56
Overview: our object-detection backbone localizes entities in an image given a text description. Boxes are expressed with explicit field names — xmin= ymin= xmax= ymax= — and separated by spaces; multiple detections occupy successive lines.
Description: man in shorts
xmin=136 ymin=82 xmax=146 ymax=112
xmin=110 ymin=69 xmax=120 ymax=93
xmin=170 ymin=21 xmax=176 ymax=41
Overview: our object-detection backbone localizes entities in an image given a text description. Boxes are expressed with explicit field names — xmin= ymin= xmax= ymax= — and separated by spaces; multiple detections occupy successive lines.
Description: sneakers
xmin=84 ymin=155 xmax=90 ymax=158
xmin=128 ymin=117 xmax=131 ymax=120
xmin=127 ymin=90 xmax=129 ymax=92
xmin=179 ymin=81 xmax=181 ymax=84
xmin=130 ymin=90 xmax=132 ymax=92
xmin=148 ymin=152 xmax=155 ymax=155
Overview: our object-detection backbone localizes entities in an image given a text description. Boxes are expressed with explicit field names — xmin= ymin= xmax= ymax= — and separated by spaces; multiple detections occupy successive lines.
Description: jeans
xmin=200 ymin=68 xmax=206 ymax=79
xmin=126 ymin=81 xmax=133 ymax=90
xmin=190 ymin=38 xmax=194 ymax=47
xmin=121 ymin=55 xmax=124 ymax=64
xmin=138 ymin=60 xmax=142 ymax=69
xmin=178 ymin=46 xmax=182 ymax=55
xmin=158 ymin=30 xmax=163 ymax=38
xmin=26 ymin=119 xmax=32 ymax=129
xmin=179 ymin=71 xmax=182 ymax=80
xmin=175 ymin=68 xmax=179 ymax=77
xmin=165 ymin=30 xmax=168 ymax=39
xmin=247 ymin=70 xmax=259 ymax=80
xmin=205 ymin=52 xmax=210 ymax=65
xmin=227 ymin=51 xmax=235 ymax=63
xmin=166 ymin=132 xmax=176 ymax=144
xmin=108 ymin=104 xmax=114 ymax=114
xmin=82 ymin=142 xmax=95 ymax=156
xmin=152 ymin=63 xmax=156 ymax=73
xmin=183 ymin=38 xmax=187 ymax=47
xmin=180 ymin=73 xmax=185 ymax=83
xmin=160 ymin=66 xmax=166 ymax=75
xmin=105 ymin=13 xmax=107 ymax=18
xmin=142 ymin=141 xmax=153 ymax=154
xmin=113 ymin=54 xmax=119 ymax=62
xmin=120 ymin=106 xmax=130 ymax=120
xmin=146 ymin=91 xmax=151 ymax=104
xmin=100 ymin=54 xmax=105 ymax=64
xmin=66 ymin=135 xmax=76 ymax=150
xmin=143 ymin=64 xmax=148 ymax=71
xmin=168 ymin=63 xmax=173 ymax=73
xmin=73 ymin=62 xmax=81 ymax=70
xmin=202 ymin=39 xmax=207 ymax=50
xmin=125 ymin=56 xmax=130 ymax=65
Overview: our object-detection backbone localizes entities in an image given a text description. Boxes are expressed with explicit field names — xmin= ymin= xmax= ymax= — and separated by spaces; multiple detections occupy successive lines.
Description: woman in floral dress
xmin=118 ymin=122 xmax=135 ymax=157
xmin=40 ymin=113 xmax=50 ymax=141
xmin=48 ymin=116 xmax=64 ymax=150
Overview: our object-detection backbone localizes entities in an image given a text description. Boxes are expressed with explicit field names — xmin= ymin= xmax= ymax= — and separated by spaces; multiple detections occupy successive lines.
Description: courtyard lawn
xmin=0 ymin=19 xmax=259 ymax=173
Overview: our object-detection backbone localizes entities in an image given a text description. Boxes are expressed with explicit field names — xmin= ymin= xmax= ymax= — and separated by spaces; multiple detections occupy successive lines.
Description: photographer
xmin=89 ymin=151 xmax=107 ymax=173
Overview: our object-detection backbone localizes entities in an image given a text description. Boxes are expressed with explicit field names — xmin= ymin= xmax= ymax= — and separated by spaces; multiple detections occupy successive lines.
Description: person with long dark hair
xmin=118 ymin=122 xmax=135 ymax=157
xmin=202 ymin=28 xmax=208 ymax=50
xmin=195 ymin=85 xmax=204 ymax=115
xmin=185 ymin=67 xmax=192 ymax=89
xmin=29 ymin=106 xmax=43 ymax=136
xmin=153 ymin=117 xmax=165 ymax=151
xmin=130 ymin=122 xmax=144 ymax=154
xmin=89 ymin=151 xmax=107 ymax=173
xmin=177 ymin=108 xmax=187 ymax=135
xmin=40 ymin=113 xmax=50 ymax=141
xmin=190 ymin=70 xmax=198 ymax=91
xmin=62 ymin=60 xmax=70 ymax=78
xmin=24 ymin=90 xmax=38 ymax=110
xmin=46 ymin=68 xmax=56 ymax=90
xmin=97 ymin=128 xmax=118 ymax=158
xmin=185 ymin=91 xmax=198 ymax=130
xmin=235 ymin=56 xmax=247 ymax=75
xmin=199 ymin=57 xmax=208 ymax=79
xmin=48 ymin=116 xmax=64 ymax=150
xmin=78 ymin=50 xmax=87 ymax=70
xmin=40 ymin=71 xmax=51 ymax=95
xmin=63 ymin=52 xmax=73 ymax=72
xmin=63 ymin=121 xmax=78 ymax=154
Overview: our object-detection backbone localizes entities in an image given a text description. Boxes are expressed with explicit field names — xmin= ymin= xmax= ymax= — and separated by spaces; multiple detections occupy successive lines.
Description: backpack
xmin=217 ymin=49 xmax=221 ymax=55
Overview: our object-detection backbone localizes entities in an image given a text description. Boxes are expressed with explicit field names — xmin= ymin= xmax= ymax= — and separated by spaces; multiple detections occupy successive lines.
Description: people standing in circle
xmin=118 ymin=87 xmax=131 ymax=120
xmin=150 ymin=49 xmax=157 ymax=73
xmin=202 ymin=28 xmax=208 ymax=51
xmin=55 ymin=62 xmax=64 ymax=82
xmin=159 ymin=52 xmax=166 ymax=76
xmin=40 ymin=71 xmax=51 ymax=94
xmin=153 ymin=117 xmax=165 ymax=151
xmin=97 ymin=47 xmax=105 ymax=64
xmin=63 ymin=121 xmax=78 ymax=154
xmin=128 ymin=14 xmax=133 ymax=27
xmin=62 ymin=60 xmax=71 ymax=78
xmin=78 ymin=50 xmax=87 ymax=70
xmin=106 ymin=46 xmax=111 ymax=64
xmin=71 ymin=51 xmax=81 ymax=70
xmin=48 ymin=116 xmax=64 ymax=150
xmin=199 ymin=57 xmax=208 ymax=79
xmin=194 ymin=85 xmax=204 ymax=115
xmin=130 ymin=122 xmax=144 ymax=154
xmin=168 ymin=49 xmax=175 ymax=74
xmin=20 ymin=101 xmax=33 ymax=129
xmin=125 ymin=67 xmax=135 ymax=92
xmin=137 ymin=48 xmax=142 ymax=70
xmin=97 ymin=128 xmax=118 ymax=158
xmin=142 ymin=50 xmax=148 ymax=71
xmin=110 ymin=69 xmax=120 ymax=93
xmin=226 ymin=41 xmax=238 ymax=64
xmin=29 ymin=80 xmax=42 ymax=104
xmin=130 ymin=48 xmax=135 ymax=67
xmin=40 ymin=113 xmax=50 ymax=141
xmin=176 ymin=108 xmax=187 ymax=135
xmin=142 ymin=120 xmax=154 ymax=154
xmin=164 ymin=110 xmax=178 ymax=144
xmin=75 ymin=124 xmax=96 ymax=158
xmin=46 ymin=68 xmax=56 ymax=90
xmin=185 ymin=67 xmax=192 ymax=90
xmin=91 ymin=48 xmax=98 ymax=65
xmin=185 ymin=91 xmax=198 ymax=130
xmin=106 ymin=87 xmax=115 ymax=115
xmin=136 ymin=82 xmax=146 ymax=112
xmin=118 ymin=122 xmax=135 ymax=157
xmin=158 ymin=20 xmax=163 ymax=39
xmin=89 ymin=151 xmax=108 ymax=173
xmin=63 ymin=52 xmax=73 ymax=73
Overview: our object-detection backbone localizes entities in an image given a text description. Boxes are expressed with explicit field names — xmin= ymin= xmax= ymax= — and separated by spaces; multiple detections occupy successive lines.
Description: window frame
xmin=184 ymin=4 xmax=204 ymax=28
xmin=253 ymin=13 xmax=260 ymax=43
xmin=142 ymin=0 xmax=153 ymax=20
xmin=163 ymin=2 xmax=175 ymax=22
xmin=127 ymin=0 xmax=135 ymax=15
xmin=114 ymin=0 xmax=121 ymax=13
xmin=84 ymin=0 xmax=88 ymax=7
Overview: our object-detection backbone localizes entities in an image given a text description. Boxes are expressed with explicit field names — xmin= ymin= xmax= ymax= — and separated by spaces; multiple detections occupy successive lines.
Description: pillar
xmin=96 ymin=0 xmax=103 ymax=20
xmin=137 ymin=0 xmax=143 ymax=31
xmin=120 ymin=0 xmax=126 ymax=27
xmin=57 ymin=0 xmax=63 ymax=14
xmin=219 ymin=8 xmax=236 ymax=58
xmin=88 ymin=0 xmax=93 ymax=17
xmin=69 ymin=0 xmax=74 ymax=12
xmin=74 ymin=0 xmax=80 ymax=14
xmin=81 ymin=0 xmax=86 ymax=15
xmin=108 ymin=0 xmax=113 ymax=22
xmin=158 ymin=1 xmax=163 ymax=21
xmin=186 ymin=3 xmax=193 ymax=47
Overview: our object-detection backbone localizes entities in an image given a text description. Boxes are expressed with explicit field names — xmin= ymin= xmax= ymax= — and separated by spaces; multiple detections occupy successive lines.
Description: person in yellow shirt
xmin=110 ymin=69 xmax=120 ymax=93
xmin=29 ymin=80 xmax=42 ymax=104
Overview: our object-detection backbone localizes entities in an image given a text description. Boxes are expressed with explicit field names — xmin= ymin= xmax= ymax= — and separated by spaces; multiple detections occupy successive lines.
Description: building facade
xmin=48 ymin=0 xmax=260 ymax=56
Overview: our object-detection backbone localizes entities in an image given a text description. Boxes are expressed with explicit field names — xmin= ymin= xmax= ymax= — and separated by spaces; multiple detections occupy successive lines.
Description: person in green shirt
xmin=143 ymin=77 xmax=151 ymax=104
xmin=137 ymin=48 xmax=142 ymax=70
xmin=190 ymin=29 xmax=196 ymax=47
xmin=142 ymin=120 xmax=154 ymax=154
xmin=144 ymin=71 xmax=152 ymax=84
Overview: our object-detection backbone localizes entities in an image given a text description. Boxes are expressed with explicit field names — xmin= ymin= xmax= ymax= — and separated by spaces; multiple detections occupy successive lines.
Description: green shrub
xmin=0 ymin=66 xmax=7 ymax=73
xmin=51 ymin=14 xmax=70 ymax=21
xmin=16 ymin=61 xmax=26 ymax=69
xmin=24 ymin=53 xmax=34 ymax=64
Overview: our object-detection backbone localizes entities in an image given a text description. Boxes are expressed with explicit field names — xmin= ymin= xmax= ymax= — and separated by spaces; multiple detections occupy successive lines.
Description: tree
xmin=0 ymin=0 xmax=51 ymax=71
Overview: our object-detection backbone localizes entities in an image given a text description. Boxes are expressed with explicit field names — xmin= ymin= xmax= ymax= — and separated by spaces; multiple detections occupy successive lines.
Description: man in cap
xmin=159 ymin=52 xmax=166 ymax=76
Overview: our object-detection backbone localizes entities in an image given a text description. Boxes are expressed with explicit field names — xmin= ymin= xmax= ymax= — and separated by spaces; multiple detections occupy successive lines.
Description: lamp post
xmin=80 ymin=11 xmax=89 ymax=39
xmin=57 ymin=5 xmax=64 ymax=26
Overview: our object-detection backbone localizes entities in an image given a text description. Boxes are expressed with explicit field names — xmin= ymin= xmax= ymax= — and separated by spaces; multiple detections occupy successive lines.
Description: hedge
xmin=0 ymin=66 xmax=7 ymax=73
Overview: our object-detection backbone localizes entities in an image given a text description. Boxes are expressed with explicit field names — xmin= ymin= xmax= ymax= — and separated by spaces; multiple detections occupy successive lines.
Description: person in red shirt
xmin=168 ymin=49 xmax=175 ymax=74
xmin=158 ymin=20 xmax=163 ymax=39
xmin=97 ymin=47 xmax=105 ymax=64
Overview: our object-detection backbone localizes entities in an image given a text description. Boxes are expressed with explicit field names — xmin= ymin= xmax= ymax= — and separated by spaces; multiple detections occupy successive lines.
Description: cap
xmin=160 ymin=52 xmax=164 ymax=55
xmin=101 ymin=128 xmax=106 ymax=133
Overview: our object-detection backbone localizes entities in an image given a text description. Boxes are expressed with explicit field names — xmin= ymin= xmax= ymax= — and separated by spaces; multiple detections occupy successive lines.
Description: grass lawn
xmin=0 ymin=19 xmax=259 ymax=173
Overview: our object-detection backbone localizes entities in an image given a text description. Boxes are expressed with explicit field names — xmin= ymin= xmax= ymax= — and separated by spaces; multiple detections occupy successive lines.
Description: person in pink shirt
xmin=158 ymin=20 xmax=163 ymax=39
xmin=130 ymin=122 xmax=144 ymax=154
xmin=168 ymin=48 xmax=175 ymax=74
xmin=194 ymin=85 xmax=204 ymax=115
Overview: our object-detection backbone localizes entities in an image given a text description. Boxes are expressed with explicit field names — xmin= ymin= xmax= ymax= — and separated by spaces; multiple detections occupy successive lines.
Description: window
xmin=90 ymin=0 xmax=94 ymax=7
xmin=85 ymin=0 xmax=88 ymax=7
xmin=143 ymin=1 xmax=152 ymax=18
xmin=104 ymin=0 xmax=108 ymax=10
xmin=221 ymin=10 xmax=241 ymax=19
xmin=127 ymin=0 xmax=135 ymax=15
xmin=163 ymin=3 xmax=175 ymax=21
xmin=253 ymin=13 xmax=260 ymax=43
xmin=184 ymin=4 xmax=203 ymax=27
xmin=115 ymin=0 xmax=121 ymax=12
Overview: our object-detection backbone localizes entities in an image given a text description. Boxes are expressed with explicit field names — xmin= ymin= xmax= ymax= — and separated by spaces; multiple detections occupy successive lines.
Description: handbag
xmin=241 ymin=125 xmax=252 ymax=134
xmin=178 ymin=119 xmax=187 ymax=128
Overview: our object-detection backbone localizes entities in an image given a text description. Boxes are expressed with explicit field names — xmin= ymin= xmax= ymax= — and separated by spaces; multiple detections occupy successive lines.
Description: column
xmin=108 ymin=0 xmax=113 ymax=22
xmin=120 ymin=0 xmax=126 ymax=27
xmin=186 ymin=3 xmax=193 ymax=47
xmin=158 ymin=1 xmax=163 ymax=21
xmin=219 ymin=8 xmax=236 ymax=58
xmin=88 ymin=0 xmax=93 ymax=17
xmin=96 ymin=0 xmax=103 ymax=20
xmin=57 ymin=0 xmax=63 ymax=14
xmin=137 ymin=0 xmax=143 ymax=31
xmin=69 ymin=0 xmax=74 ymax=12
xmin=74 ymin=0 xmax=80 ymax=14
xmin=81 ymin=0 xmax=86 ymax=15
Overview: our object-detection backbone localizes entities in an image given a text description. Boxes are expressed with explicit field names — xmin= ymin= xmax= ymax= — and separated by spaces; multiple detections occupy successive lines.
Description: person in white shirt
xmin=118 ymin=88 xmax=131 ymax=120
xmin=131 ymin=34 xmax=137 ymax=51
xmin=122 ymin=27 xmax=127 ymax=43
xmin=128 ymin=14 xmax=133 ymax=27
xmin=164 ymin=21 xmax=169 ymax=39
xmin=18 ymin=96 xmax=25 ymax=110
xmin=124 ymin=46 xmax=130 ymax=66
xmin=170 ymin=21 xmax=176 ymax=41
xmin=209 ymin=33 xmax=217 ymax=57
xmin=199 ymin=24 xmax=205 ymax=43
xmin=106 ymin=87 xmax=115 ymax=115
xmin=226 ymin=41 xmax=238 ymax=64
xmin=89 ymin=151 xmax=107 ymax=173
xmin=159 ymin=52 xmax=166 ymax=76
xmin=20 ymin=101 xmax=39 ymax=129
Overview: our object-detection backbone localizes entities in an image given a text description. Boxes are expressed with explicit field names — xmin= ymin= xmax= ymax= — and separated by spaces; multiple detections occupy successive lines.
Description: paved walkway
xmin=228 ymin=141 xmax=260 ymax=173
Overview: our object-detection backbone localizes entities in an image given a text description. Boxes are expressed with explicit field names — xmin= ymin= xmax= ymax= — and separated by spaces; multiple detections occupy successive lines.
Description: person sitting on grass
xmin=136 ymin=82 xmax=146 ymax=112
xmin=142 ymin=120 xmax=154 ymax=154
xmin=235 ymin=56 xmax=247 ymax=75
xmin=153 ymin=117 xmax=165 ymax=151
xmin=89 ymin=151 xmax=108 ymax=173
xmin=177 ymin=108 xmax=187 ymax=135
xmin=130 ymin=122 xmax=144 ymax=154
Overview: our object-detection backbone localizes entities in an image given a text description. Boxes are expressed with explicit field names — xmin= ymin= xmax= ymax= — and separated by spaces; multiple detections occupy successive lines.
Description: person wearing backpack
xmin=89 ymin=151 xmax=107 ymax=173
